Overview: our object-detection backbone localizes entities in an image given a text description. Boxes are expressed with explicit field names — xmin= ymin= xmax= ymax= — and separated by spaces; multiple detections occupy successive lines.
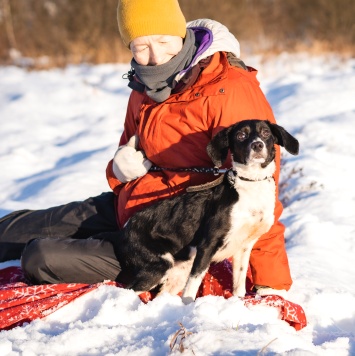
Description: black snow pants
xmin=0 ymin=192 xmax=122 ymax=284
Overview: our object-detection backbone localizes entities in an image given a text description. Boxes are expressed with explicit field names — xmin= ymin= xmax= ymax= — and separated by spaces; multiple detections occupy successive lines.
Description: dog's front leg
xmin=181 ymin=242 xmax=218 ymax=304
xmin=181 ymin=267 xmax=209 ymax=304
xmin=232 ymin=243 xmax=255 ymax=297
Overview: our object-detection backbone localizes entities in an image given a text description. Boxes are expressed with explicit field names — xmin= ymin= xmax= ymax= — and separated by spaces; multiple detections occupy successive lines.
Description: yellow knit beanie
xmin=117 ymin=0 xmax=187 ymax=47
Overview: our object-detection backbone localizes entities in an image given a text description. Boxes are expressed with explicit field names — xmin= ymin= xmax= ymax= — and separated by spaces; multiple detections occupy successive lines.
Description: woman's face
xmin=130 ymin=35 xmax=183 ymax=66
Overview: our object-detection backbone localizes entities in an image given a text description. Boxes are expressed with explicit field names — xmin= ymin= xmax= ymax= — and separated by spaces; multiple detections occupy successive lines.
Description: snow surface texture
xmin=0 ymin=53 xmax=355 ymax=355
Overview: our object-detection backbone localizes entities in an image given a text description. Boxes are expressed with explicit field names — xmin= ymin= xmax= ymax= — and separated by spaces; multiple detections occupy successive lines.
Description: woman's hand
xmin=112 ymin=135 xmax=152 ymax=183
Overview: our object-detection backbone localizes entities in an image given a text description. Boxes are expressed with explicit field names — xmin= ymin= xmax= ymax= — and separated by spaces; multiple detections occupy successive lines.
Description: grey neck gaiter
xmin=129 ymin=29 xmax=197 ymax=103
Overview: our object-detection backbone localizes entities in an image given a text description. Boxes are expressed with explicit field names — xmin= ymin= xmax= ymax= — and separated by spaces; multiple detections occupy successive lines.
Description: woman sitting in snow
xmin=0 ymin=0 xmax=291 ymax=298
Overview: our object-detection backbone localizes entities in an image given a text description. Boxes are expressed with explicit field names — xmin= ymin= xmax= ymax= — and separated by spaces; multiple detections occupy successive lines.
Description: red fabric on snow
xmin=0 ymin=262 xmax=307 ymax=331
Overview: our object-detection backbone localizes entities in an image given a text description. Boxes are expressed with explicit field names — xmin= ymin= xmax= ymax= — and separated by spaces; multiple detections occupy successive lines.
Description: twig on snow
xmin=257 ymin=337 xmax=278 ymax=355
xmin=169 ymin=322 xmax=195 ymax=354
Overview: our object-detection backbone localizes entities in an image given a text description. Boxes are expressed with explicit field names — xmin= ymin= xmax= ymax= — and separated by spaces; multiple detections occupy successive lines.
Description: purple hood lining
xmin=178 ymin=27 xmax=213 ymax=77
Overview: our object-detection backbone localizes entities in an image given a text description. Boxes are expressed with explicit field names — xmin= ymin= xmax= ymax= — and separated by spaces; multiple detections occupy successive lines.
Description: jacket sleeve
xmin=106 ymin=91 xmax=140 ymax=195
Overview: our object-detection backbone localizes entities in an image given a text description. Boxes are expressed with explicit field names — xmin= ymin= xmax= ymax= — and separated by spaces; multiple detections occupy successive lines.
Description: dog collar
xmin=229 ymin=169 xmax=270 ymax=183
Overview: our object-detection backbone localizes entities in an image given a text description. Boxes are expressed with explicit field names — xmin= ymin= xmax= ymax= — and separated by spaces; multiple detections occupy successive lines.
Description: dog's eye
xmin=261 ymin=128 xmax=271 ymax=138
xmin=236 ymin=131 xmax=248 ymax=141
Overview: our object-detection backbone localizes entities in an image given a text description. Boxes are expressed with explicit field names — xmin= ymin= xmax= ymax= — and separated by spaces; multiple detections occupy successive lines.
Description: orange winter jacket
xmin=106 ymin=51 xmax=292 ymax=291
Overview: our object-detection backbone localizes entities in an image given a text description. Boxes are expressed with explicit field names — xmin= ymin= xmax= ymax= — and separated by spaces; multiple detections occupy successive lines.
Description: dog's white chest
xmin=213 ymin=178 xmax=276 ymax=262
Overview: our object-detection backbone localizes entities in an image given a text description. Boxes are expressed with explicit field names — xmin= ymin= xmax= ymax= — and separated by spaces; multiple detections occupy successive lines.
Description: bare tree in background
xmin=1 ymin=0 xmax=17 ymax=49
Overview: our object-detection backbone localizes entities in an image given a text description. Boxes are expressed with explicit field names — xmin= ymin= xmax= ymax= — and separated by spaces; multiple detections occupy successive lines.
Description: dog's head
xmin=207 ymin=120 xmax=299 ymax=168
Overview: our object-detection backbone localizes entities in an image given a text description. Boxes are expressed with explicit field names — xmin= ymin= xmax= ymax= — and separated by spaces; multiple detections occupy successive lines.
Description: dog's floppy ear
xmin=269 ymin=123 xmax=299 ymax=155
xmin=207 ymin=127 xmax=231 ymax=167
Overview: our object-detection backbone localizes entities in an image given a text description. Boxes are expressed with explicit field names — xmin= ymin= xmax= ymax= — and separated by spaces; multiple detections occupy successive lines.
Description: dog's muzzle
xmin=249 ymin=140 xmax=268 ymax=162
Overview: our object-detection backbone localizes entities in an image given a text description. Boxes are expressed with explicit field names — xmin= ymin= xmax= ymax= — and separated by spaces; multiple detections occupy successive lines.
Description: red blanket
xmin=0 ymin=261 xmax=307 ymax=331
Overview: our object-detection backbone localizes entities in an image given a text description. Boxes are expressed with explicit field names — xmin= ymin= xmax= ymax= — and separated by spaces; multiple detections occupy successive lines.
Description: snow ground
xmin=0 ymin=52 xmax=355 ymax=355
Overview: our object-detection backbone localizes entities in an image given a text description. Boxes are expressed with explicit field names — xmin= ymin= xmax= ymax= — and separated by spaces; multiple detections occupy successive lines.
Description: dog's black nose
xmin=251 ymin=141 xmax=264 ymax=152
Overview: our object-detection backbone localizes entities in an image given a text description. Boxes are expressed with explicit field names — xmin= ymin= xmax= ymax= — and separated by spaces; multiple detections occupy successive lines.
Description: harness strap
xmin=186 ymin=174 xmax=225 ymax=192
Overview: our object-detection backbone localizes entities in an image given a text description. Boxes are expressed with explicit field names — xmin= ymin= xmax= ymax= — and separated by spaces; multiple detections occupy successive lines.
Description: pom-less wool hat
xmin=117 ymin=0 xmax=187 ymax=47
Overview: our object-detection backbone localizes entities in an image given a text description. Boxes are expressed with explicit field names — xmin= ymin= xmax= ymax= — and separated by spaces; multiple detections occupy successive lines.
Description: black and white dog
xmin=110 ymin=120 xmax=299 ymax=303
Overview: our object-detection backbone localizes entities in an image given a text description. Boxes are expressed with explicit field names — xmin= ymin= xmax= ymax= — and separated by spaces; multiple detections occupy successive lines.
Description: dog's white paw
xmin=233 ymin=287 xmax=246 ymax=298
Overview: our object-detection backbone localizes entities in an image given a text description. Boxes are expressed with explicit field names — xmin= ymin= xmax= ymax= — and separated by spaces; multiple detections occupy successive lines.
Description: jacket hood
xmin=188 ymin=19 xmax=240 ymax=60
xmin=174 ymin=19 xmax=240 ymax=83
